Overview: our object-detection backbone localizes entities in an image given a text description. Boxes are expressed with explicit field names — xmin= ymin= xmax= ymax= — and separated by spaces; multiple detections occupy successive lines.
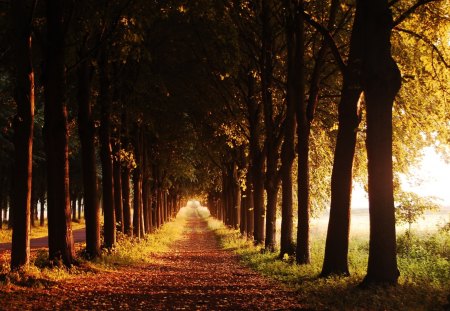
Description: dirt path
xmin=0 ymin=209 xmax=305 ymax=310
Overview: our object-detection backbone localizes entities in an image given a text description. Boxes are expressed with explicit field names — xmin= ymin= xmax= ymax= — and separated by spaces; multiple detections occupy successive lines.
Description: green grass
xmin=207 ymin=216 xmax=450 ymax=310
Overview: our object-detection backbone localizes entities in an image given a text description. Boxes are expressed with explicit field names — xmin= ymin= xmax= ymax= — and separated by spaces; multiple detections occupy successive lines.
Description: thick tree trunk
xmin=43 ymin=0 xmax=75 ymax=266
xmin=321 ymin=3 xmax=363 ymax=276
xmin=10 ymin=0 xmax=35 ymax=269
xmin=99 ymin=48 xmax=116 ymax=249
xmin=77 ymin=52 xmax=100 ymax=258
xmin=361 ymin=1 xmax=401 ymax=285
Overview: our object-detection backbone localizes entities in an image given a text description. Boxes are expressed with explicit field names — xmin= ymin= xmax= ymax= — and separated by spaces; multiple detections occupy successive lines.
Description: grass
xmin=0 ymin=209 xmax=188 ymax=286
xmin=206 ymin=215 xmax=450 ymax=310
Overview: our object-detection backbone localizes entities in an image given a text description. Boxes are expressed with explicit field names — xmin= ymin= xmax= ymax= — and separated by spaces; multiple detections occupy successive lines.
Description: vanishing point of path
xmin=0 ymin=209 xmax=305 ymax=310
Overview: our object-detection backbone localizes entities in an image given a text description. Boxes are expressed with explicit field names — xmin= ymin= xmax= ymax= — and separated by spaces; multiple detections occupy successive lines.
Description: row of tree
xmin=1 ymin=0 xmax=448 ymax=287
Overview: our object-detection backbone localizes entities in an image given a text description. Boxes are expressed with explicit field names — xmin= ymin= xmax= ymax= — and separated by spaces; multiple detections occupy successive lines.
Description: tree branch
xmin=395 ymin=27 xmax=449 ymax=68
xmin=392 ymin=0 xmax=437 ymax=27
xmin=302 ymin=11 xmax=346 ymax=73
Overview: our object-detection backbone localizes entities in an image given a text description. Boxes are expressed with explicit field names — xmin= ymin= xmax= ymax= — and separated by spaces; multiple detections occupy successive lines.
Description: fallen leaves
xmin=0 ymin=212 xmax=304 ymax=310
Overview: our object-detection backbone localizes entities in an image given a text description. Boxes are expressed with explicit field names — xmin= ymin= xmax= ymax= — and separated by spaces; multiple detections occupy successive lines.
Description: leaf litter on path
xmin=0 ymin=210 xmax=306 ymax=310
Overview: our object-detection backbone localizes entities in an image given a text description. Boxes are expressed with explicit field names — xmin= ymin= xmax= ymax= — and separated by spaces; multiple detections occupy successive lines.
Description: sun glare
xmin=401 ymin=147 xmax=450 ymax=207
xmin=352 ymin=147 xmax=450 ymax=209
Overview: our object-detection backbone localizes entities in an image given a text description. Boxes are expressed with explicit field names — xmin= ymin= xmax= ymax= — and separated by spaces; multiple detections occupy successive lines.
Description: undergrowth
xmin=207 ymin=216 xmax=450 ymax=310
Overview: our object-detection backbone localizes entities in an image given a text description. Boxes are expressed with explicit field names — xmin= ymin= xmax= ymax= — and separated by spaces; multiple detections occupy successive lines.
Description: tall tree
xmin=294 ymin=0 xmax=309 ymax=264
xmin=361 ymin=0 xmax=401 ymax=285
xmin=43 ymin=0 xmax=75 ymax=266
xmin=261 ymin=0 xmax=281 ymax=252
xmin=77 ymin=45 xmax=101 ymax=258
xmin=99 ymin=47 xmax=116 ymax=249
xmin=10 ymin=0 xmax=36 ymax=270
xmin=279 ymin=0 xmax=298 ymax=258
xmin=321 ymin=5 xmax=364 ymax=276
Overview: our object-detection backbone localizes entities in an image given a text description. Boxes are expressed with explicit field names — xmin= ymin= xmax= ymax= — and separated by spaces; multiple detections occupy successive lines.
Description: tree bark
xmin=294 ymin=0 xmax=310 ymax=265
xmin=246 ymin=72 xmax=265 ymax=243
xmin=132 ymin=124 xmax=143 ymax=238
xmin=77 ymin=51 xmax=101 ymax=258
xmin=279 ymin=0 xmax=298 ymax=258
xmin=261 ymin=0 xmax=280 ymax=252
xmin=113 ymin=143 xmax=124 ymax=233
xmin=43 ymin=0 xmax=75 ymax=266
xmin=122 ymin=167 xmax=132 ymax=236
xmin=10 ymin=0 xmax=35 ymax=269
xmin=361 ymin=0 xmax=401 ymax=285
xmin=99 ymin=47 xmax=116 ymax=249
xmin=321 ymin=5 xmax=363 ymax=277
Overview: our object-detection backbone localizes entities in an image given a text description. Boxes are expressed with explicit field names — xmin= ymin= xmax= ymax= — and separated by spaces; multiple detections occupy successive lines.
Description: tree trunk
xmin=246 ymin=172 xmax=254 ymax=238
xmin=246 ymin=72 xmax=265 ymax=243
xmin=10 ymin=0 xmax=35 ymax=270
xmin=40 ymin=197 xmax=45 ymax=226
xmin=43 ymin=0 xmax=75 ymax=266
xmin=113 ymin=144 xmax=124 ymax=233
xmin=132 ymin=125 xmax=143 ymax=238
xmin=361 ymin=0 xmax=401 ymax=285
xmin=122 ymin=167 xmax=132 ymax=236
xmin=294 ymin=0 xmax=310 ymax=265
xmin=321 ymin=6 xmax=363 ymax=277
xmin=77 ymin=196 xmax=82 ymax=220
xmin=77 ymin=53 xmax=101 ymax=257
xmin=279 ymin=1 xmax=298 ymax=258
xmin=261 ymin=0 xmax=279 ymax=252
xmin=99 ymin=48 xmax=116 ymax=249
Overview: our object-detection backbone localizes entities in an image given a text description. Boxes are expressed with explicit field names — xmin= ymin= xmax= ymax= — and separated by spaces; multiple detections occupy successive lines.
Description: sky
xmin=352 ymin=147 xmax=450 ymax=209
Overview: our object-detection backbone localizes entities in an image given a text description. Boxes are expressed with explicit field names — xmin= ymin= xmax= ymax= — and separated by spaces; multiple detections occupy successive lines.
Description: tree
xmin=10 ymin=0 xmax=36 ymax=270
xmin=99 ymin=47 xmax=116 ymax=249
xmin=361 ymin=0 xmax=401 ymax=285
xmin=43 ymin=0 xmax=75 ymax=266
xmin=320 ymin=4 xmax=363 ymax=276
xmin=395 ymin=191 xmax=439 ymax=233
xmin=279 ymin=0 xmax=299 ymax=259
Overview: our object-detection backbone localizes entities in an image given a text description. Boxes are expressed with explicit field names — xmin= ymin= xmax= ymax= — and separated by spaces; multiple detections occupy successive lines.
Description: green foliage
xmin=395 ymin=191 xmax=440 ymax=230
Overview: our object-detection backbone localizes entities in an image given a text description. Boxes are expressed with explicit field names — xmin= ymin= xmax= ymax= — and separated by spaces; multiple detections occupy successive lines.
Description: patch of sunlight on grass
xmin=206 ymin=216 xmax=450 ymax=310
xmin=98 ymin=209 xmax=188 ymax=267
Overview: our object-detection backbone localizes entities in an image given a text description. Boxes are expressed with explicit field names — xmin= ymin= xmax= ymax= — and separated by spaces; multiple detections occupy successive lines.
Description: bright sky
xmin=352 ymin=147 xmax=450 ymax=208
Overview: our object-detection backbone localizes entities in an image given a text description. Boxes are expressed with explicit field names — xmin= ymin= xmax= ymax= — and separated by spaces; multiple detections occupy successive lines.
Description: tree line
xmin=0 ymin=0 xmax=448 ymax=288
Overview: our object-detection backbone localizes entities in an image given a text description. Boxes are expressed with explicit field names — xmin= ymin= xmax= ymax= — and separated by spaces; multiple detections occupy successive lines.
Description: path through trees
xmin=0 ymin=208 xmax=304 ymax=310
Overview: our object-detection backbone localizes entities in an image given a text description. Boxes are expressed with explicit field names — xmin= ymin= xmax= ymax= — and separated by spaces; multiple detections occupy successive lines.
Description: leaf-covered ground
xmin=0 ymin=210 xmax=305 ymax=310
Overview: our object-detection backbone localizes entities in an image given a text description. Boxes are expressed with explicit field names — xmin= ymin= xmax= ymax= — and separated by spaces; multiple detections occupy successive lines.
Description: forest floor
xmin=0 ymin=209 xmax=305 ymax=310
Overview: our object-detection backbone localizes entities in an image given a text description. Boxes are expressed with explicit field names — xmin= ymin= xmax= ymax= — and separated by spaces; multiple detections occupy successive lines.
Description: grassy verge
xmin=0 ymin=208 xmax=188 ymax=286
xmin=207 ymin=216 xmax=450 ymax=310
